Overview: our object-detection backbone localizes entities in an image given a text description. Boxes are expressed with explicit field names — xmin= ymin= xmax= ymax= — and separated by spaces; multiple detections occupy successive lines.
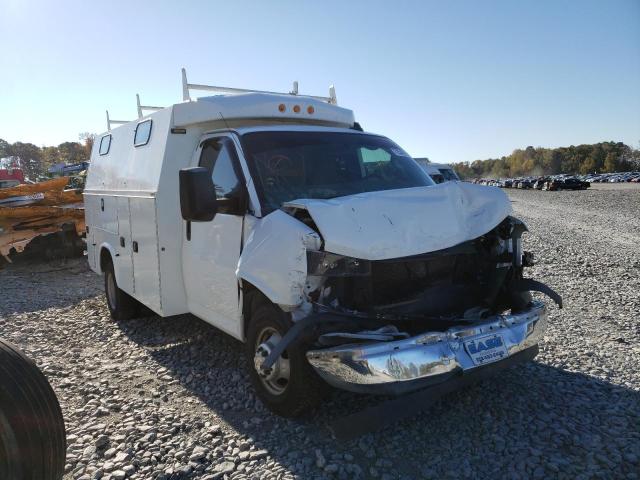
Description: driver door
xmin=182 ymin=134 xmax=247 ymax=339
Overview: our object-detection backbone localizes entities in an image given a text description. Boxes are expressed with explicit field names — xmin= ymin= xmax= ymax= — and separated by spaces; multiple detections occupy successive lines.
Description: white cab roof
xmin=172 ymin=93 xmax=355 ymax=129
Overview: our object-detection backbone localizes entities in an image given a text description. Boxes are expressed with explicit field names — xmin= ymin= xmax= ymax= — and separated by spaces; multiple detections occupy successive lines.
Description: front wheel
xmin=245 ymin=298 xmax=330 ymax=417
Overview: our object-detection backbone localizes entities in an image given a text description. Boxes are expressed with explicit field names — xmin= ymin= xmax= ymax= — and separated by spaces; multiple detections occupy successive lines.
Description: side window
xmin=99 ymin=134 xmax=111 ymax=155
xmin=198 ymin=138 xmax=243 ymax=201
xmin=134 ymin=120 xmax=152 ymax=147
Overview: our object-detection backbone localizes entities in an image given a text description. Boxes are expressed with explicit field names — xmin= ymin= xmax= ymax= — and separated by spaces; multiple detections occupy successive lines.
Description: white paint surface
xmin=237 ymin=210 xmax=321 ymax=309
xmin=284 ymin=182 xmax=512 ymax=260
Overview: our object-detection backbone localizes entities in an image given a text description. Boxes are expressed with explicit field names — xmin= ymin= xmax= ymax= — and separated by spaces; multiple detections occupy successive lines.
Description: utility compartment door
xmin=115 ymin=196 xmax=134 ymax=295
xmin=130 ymin=196 xmax=162 ymax=313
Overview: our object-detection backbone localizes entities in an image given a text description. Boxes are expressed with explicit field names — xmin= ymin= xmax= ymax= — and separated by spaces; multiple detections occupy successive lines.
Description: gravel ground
xmin=1 ymin=184 xmax=639 ymax=480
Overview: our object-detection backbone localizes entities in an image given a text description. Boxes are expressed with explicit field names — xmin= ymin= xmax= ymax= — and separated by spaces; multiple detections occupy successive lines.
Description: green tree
xmin=450 ymin=141 xmax=635 ymax=179
xmin=0 ymin=138 xmax=11 ymax=158
xmin=41 ymin=146 xmax=61 ymax=171
xmin=603 ymin=152 xmax=617 ymax=172
xmin=57 ymin=141 xmax=86 ymax=164
xmin=580 ymin=156 xmax=597 ymax=174
xmin=10 ymin=142 xmax=43 ymax=179
xmin=79 ymin=132 xmax=96 ymax=159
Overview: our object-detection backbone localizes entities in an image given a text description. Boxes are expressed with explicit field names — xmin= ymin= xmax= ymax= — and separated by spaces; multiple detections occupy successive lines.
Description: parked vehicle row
xmin=475 ymin=171 xmax=640 ymax=189
xmin=582 ymin=171 xmax=640 ymax=183
xmin=474 ymin=175 xmax=590 ymax=191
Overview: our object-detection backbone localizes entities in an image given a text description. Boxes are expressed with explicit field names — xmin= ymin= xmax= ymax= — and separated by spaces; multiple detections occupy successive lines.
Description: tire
xmin=0 ymin=339 xmax=66 ymax=480
xmin=245 ymin=295 xmax=330 ymax=417
xmin=104 ymin=258 xmax=138 ymax=321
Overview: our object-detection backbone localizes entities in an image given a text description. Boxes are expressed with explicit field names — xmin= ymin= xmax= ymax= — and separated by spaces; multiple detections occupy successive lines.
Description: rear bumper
xmin=306 ymin=301 xmax=547 ymax=395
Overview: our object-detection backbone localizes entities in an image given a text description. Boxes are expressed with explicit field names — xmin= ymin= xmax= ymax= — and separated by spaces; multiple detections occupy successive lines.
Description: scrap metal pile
xmin=0 ymin=177 xmax=85 ymax=264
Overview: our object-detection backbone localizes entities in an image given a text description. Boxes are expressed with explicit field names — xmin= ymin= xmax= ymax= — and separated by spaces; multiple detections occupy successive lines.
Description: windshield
xmin=241 ymin=131 xmax=434 ymax=213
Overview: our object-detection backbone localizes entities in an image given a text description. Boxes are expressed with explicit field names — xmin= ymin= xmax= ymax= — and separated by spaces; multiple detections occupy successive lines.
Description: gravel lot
xmin=1 ymin=184 xmax=639 ymax=480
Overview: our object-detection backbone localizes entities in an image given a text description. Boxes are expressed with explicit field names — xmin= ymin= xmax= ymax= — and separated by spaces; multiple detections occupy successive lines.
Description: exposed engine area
xmin=257 ymin=198 xmax=561 ymax=377
xmin=302 ymin=215 xmax=537 ymax=335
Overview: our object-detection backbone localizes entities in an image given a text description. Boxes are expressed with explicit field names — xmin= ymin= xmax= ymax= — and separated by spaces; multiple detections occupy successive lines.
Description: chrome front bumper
xmin=306 ymin=301 xmax=547 ymax=395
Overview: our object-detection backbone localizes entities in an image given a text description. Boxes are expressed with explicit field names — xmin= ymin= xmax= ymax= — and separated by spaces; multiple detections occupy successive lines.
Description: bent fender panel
xmin=236 ymin=210 xmax=320 ymax=309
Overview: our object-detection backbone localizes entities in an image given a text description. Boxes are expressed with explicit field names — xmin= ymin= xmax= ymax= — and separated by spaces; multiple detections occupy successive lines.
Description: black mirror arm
xmin=216 ymin=197 xmax=237 ymax=210
xmin=216 ymin=193 xmax=249 ymax=215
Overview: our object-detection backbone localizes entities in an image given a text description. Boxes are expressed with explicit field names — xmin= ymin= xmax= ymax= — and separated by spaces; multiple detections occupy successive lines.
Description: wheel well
xmin=241 ymin=281 xmax=271 ymax=341
xmin=241 ymin=281 xmax=257 ymax=339
xmin=99 ymin=248 xmax=112 ymax=273
xmin=240 ymin=281 xmax=294 ymax=342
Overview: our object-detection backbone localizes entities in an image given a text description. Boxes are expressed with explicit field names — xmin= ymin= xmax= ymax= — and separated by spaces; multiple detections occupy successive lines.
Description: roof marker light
xmin=307 ymin=106 xmax=315 ymax=114
xmin=278 ymin=104 xmax=286 ymax=112
xmin=293 ymin=105 xmax=301 ymax=113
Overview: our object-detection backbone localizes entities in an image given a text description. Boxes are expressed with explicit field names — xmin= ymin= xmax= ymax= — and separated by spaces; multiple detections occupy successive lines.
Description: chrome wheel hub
xmin=253 ymin=327 xmax=290 ymax=395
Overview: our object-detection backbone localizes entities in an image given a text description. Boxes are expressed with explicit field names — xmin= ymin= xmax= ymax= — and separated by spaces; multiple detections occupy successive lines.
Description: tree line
xmin=0 ymin=134 xmax=95 ymax=180
xmin=2 ymin=135 xmax=639 ymax=182
xmin=451 ymin=141 xmax=640 ymax=179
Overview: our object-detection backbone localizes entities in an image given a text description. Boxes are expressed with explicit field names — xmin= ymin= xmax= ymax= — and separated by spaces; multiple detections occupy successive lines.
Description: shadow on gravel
xmin=116 ymin=314 xmax=640 ymax=478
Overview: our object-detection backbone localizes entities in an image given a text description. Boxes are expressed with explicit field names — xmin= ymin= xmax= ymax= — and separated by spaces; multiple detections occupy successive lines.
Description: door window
xmin=198 ymin=138 xmax=245 ymax=210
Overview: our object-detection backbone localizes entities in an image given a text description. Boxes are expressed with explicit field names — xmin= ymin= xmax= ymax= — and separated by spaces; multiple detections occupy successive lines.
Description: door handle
xmin=132 ymin=241 xmax=139 ymax=253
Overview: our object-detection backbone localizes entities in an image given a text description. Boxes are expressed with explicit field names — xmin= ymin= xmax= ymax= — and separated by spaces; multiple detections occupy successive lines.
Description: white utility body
xmin=86 ymin=71 xmax=351 ymax=336
xmin=85 ymin=69 xmax=556 ymax=416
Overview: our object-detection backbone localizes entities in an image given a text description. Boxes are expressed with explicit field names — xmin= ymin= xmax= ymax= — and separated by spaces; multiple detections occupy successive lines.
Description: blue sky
xmin=0 ymin=0 xmax=638 ymax=163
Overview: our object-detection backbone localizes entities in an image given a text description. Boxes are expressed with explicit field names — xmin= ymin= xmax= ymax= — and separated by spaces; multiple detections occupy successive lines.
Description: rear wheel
xmin=0 ymin=339 xmax=66 ymax=480
xmin=104 ymin=258 xmax=138 ymax=320
xmin=245 ymin=296 xmax=330 ymax=417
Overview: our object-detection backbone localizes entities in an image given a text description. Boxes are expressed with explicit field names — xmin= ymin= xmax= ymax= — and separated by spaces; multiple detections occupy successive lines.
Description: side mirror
xmin=179 ymin=167 xmax=218 ymax=221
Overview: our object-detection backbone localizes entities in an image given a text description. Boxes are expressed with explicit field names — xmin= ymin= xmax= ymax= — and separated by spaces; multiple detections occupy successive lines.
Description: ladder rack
xmin=136 ymin=94 xmax=163 ymax=119
xmin=105 ymin=110 xmax=130 ymax=132
xmin=105 ymin=94 xmax=162 ymax=130
xmin=105 ymin=68 xmax=339 ymax=131
xmin=181 ymin=68 xmax=337 ymax=105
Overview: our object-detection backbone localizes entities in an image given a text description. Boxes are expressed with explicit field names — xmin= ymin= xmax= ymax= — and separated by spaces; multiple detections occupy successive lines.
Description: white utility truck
xmin=85 ymin=69 xmax=561 ymax=416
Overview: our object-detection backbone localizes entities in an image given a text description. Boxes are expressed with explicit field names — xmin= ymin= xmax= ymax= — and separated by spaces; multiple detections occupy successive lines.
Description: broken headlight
xmin=306 ymin=251 xmax=371 ymax=277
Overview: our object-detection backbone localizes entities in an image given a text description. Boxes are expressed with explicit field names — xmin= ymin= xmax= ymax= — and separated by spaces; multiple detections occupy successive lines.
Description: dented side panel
xmin=237 ymin=210 xmax=320 ymax=309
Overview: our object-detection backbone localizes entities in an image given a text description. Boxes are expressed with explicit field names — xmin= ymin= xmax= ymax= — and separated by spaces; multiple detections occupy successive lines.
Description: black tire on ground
xmin=245 ymin=294 xmax=330 ymax=417
xmin=104 ymin=258 xmax=139 ymax=321
xmin=0 ymin=339 xmax=66 ymax=480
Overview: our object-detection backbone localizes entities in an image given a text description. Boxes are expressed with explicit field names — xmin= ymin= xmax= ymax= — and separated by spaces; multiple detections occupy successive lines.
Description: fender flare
xmin=97 ymin=242 xmax=117 ymax=275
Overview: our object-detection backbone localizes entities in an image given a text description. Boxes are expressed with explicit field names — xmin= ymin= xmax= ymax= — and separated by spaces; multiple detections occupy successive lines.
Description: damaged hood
xmin=283 ymin=182 xmax=512 ymax=261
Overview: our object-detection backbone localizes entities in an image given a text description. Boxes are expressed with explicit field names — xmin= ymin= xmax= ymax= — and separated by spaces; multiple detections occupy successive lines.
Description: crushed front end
xmin=260 ymin=213 xmax=561 ymax=395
